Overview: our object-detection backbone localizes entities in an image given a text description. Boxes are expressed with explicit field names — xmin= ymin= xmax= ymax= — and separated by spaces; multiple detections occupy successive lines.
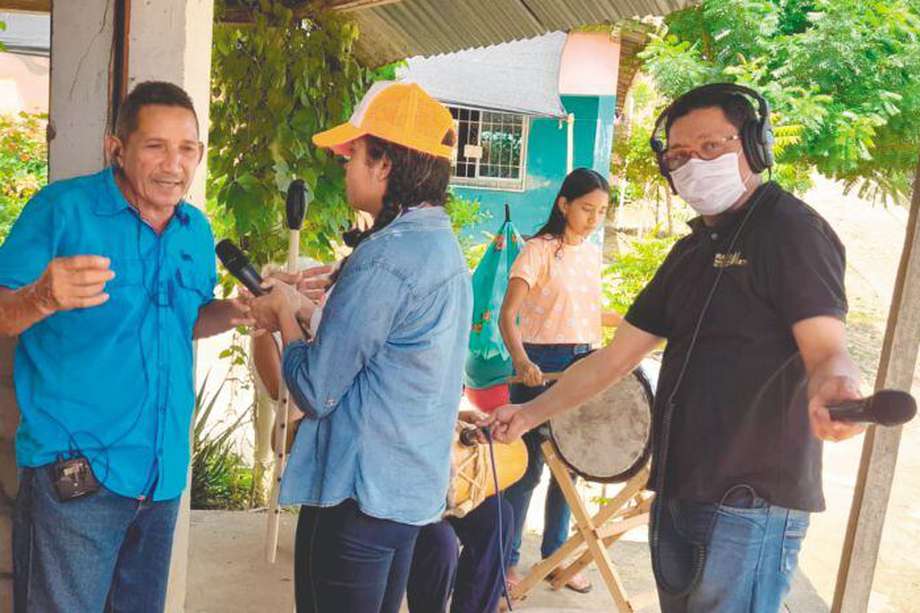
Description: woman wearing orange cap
xmin=249 ymin=81 xmax=472 ymax=612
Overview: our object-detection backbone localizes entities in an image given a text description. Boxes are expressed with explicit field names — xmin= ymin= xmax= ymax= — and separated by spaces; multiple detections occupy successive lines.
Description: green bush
xmin=603 ymin=229 xmax=679 ymax=335
xmin=0 ymin=112 xmax=48 ymax=243
xmin=191 ymin=372 xmax=255 ymax=510
xmin=445 ymin=190 xmax=489 ymax=269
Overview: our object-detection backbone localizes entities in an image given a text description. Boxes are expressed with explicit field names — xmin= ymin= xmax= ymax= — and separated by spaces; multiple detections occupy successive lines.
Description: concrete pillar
xmin=125 ymin=3 xmax=215 ymax=610
xmin=48 ymin=0 xmax=115 ymax=181
xmin=47 ymin=0 xmax=214 ymax=201
xmin=126 ymin=0 xmax=214 ymax=208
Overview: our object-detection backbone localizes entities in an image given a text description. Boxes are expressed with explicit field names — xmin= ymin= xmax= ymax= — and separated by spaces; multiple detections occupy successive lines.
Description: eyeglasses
xmin=662 ymin=134 xmax=741 ymax=171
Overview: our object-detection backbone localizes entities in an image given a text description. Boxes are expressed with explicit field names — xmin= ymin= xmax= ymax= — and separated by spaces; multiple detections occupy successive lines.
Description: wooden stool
xmin=510 ymin=440 xmax=652 ymax=612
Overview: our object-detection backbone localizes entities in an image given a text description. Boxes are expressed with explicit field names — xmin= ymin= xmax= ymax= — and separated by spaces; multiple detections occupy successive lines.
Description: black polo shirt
xmin=625 ymin=182 xmax=847 ymax=512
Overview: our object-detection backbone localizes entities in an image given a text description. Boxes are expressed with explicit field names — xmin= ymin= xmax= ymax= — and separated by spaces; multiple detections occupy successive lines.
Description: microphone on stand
xmin=286 ymin=179 xmax=306 ymax=233
xmin=828 ymin=389 xmax=916 ymax=426
xmin=265 ymin=178 xmax=309 ymax=564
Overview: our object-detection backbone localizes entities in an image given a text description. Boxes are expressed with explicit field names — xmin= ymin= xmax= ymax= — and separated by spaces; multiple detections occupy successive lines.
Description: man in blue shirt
xmin=0 ymin=81 xmax=249 ymax=613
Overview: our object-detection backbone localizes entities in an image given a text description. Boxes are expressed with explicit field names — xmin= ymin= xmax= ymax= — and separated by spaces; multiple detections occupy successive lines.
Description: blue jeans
xmin=294 ymin=499 xmax=420 ymax=613
xmin=655 ymin=486 xmax=810 ymax=613
xmin=406 ymin=496 xmax=513 ymax=613
xmin=12 ymin=466 xmax=180 ymax=613
xmin=505 ymin=343 xmax=590 ymax=567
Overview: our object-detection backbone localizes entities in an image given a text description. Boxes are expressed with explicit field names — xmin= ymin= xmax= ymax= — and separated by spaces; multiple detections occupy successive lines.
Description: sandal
xmin=545 ymin=569 xmax=593 ymax=594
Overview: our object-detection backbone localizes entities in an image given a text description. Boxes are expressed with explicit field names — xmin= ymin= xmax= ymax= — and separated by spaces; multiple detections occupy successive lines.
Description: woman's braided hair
xmin=333 ymin=134 xmax=453 ymax=280
xmin=342 ymin=135 xmax=452 ymax=248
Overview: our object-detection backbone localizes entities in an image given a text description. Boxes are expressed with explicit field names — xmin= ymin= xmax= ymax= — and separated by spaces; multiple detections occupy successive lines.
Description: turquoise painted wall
xmin=455 ymin=95 xmax=616 ymax=241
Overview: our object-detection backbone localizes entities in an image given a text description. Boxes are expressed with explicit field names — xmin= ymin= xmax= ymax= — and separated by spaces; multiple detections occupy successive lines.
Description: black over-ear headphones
xmin=649 ymin=83 xmax=775 ymax=193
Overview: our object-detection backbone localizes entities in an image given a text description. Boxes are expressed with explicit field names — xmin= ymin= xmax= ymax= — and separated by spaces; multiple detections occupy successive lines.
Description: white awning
xmin=398 ymin=32 xmax=568 ymax=118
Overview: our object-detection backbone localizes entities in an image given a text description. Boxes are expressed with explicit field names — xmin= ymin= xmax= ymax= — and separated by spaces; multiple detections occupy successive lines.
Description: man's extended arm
xmin=489 ymin=321 xmax=662 ymax=442
xmin=793 ymin=315 xmax=865 ymax=442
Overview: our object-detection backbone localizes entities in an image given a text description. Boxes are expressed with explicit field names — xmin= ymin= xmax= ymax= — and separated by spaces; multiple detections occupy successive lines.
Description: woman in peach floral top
xmin=499 ymin=168 xmax=621 ymax=594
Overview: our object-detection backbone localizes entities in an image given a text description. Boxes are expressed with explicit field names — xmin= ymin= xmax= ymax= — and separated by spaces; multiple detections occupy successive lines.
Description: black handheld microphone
xmin=828 ymin=389 xmax=916 ymax=427
xmin=216 ymin=239 xmax=266 ymax=296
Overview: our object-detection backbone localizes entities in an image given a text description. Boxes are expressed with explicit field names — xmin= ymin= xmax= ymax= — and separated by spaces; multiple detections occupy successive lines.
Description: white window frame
xmin=448 ymin=104 xmax=529 ymax=192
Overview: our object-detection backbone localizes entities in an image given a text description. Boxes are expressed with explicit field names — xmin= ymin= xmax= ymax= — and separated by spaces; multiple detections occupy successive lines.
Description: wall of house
xmin=559 ymin=32 xmax=620 ymax=97
xmin=455 ymin=94 xmax=616 ymax=240
xmin=454 ymin=31 xmax=620 ymax=241
xmin=0 ymin=53 xmax=49 ymax=115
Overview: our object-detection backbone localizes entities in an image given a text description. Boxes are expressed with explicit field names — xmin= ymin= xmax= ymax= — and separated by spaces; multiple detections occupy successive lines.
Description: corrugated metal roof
xmin=328 ymin=0 xmax=694 ymax=67
xmin=399 ymin=32 xmax=568 ymax=117
xmin=3 ymin=0 xmax=691 ymax=68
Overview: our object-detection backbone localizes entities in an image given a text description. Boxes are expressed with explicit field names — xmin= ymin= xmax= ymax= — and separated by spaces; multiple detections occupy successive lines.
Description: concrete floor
xmin=186 ymin=509 xmax=827 ymax=612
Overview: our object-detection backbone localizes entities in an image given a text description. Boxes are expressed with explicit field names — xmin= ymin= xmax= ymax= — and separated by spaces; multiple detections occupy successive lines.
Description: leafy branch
xmin=208 ymin=0 xmax=397 ymax=270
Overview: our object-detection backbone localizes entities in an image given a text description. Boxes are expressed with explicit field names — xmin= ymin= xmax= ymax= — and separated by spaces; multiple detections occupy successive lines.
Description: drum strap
xmin=650 ymin=195 xmax=764 ymax=597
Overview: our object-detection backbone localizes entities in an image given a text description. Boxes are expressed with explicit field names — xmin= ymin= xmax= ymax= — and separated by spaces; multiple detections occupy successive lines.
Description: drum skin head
xmin=549 ymin=367 xmax=653 ymax=483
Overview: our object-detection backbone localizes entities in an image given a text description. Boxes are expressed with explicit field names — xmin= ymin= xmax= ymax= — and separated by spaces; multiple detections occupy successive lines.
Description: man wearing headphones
xmin=487 ymin=83 xmax=864 ymax=612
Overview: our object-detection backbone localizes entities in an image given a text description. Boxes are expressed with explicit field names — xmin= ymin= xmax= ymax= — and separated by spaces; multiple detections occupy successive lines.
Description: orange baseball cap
xmin=313 ymin=81 xmax=456 ymax=159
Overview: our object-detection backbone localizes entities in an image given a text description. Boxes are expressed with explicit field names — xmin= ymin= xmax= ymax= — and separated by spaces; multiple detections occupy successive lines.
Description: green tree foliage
xmin=0 ymin=113 xmax=48 ymax=243
xmin=612 ymin=77 xmax=670 ymax=207
xmin=208 ymin=1 xmax=396 ymax=268
xmin=639 ymin=0 xmax=920 ymax=204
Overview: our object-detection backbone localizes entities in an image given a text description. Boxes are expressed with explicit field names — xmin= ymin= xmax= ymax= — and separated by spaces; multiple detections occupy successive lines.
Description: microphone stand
xmin=265 ymin=180 xmax=306 ymax=563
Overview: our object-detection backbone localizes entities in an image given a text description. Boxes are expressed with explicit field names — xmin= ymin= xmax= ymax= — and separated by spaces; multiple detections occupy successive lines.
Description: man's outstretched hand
xmin=480 ymin=404 xmax=534 ymax=444
xmin=808 ymin=375 xmax=866 ymax=442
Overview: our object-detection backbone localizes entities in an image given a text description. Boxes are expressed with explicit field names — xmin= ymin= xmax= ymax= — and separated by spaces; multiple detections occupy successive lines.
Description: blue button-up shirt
xmin=0 ymin=167 xmax=216 ymax=501
xmin=280 ymin=207 xmax=472 ymax=525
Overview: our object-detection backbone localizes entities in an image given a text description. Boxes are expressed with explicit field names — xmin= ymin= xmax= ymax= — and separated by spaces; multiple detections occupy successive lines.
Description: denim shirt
xmin=279 ymin=207 xmax=472 ymax=525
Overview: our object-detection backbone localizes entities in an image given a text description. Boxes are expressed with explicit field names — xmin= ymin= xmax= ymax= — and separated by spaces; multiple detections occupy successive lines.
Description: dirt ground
xmin=795 ymin=176 xmax=920 ymax=612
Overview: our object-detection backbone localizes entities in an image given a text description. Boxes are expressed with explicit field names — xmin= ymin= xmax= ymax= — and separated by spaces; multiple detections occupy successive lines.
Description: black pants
xmin=294 ymin=499 xmax=421 ymax=613
xmin=406 ymin=496 xmax=513 ymax=613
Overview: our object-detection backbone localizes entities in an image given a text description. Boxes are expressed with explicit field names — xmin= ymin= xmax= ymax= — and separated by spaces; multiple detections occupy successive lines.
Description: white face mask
xmin=670 ymin=151 xmax=747 ymax=216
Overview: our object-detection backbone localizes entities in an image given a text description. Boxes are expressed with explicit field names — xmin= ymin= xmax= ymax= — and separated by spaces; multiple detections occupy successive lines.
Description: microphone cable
xmin=483 ymin=425 xmax=513 ymax=611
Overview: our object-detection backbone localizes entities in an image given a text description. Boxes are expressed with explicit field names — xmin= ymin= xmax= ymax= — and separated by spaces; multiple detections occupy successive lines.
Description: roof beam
xmin=330 ymin=0 xmax=403 ymax=13
xmin=218 ymin=0 xmax=402 ymax=23
xmin=0 ymin=0 xmax=50 ymax=13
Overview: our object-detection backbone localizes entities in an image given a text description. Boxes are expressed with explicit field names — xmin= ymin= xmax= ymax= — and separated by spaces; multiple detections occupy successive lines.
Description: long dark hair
xmin=331 ymin=135 xmax=453 ymax=282
xmin=341 ymin=135 xmax=453 ymax=249
xmin=532 ymin=167 xmax=610 ymax=240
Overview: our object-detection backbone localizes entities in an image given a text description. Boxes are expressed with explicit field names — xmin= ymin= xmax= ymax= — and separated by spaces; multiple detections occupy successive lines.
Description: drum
xmin=547 ymin=358 xmax=656 ymax=483
xmin=445 ymin=423 xmax=528 ymax=518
